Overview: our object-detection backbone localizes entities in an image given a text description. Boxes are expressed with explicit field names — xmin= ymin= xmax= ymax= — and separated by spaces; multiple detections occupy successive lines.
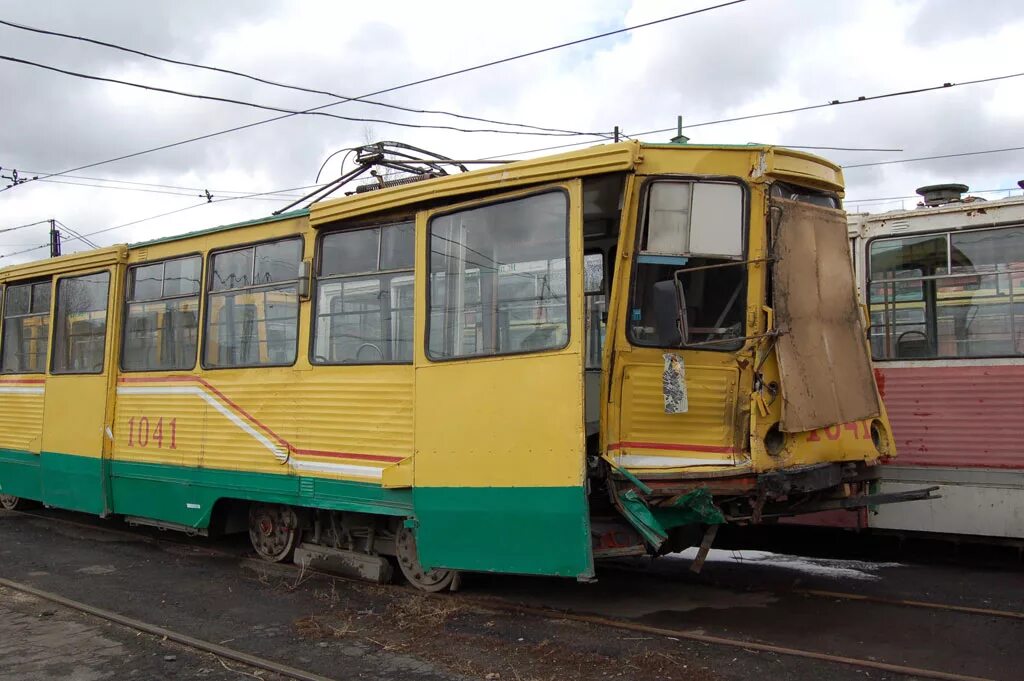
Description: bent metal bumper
xmin=734 ymin=462 xmax=940 ymax=522
xmin=758 ymin=485 xmax=940 ymax=520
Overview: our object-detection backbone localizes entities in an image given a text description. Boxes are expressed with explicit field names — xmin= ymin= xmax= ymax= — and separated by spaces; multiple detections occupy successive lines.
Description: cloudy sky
xmin=1 ymin=0 xmax=1021 ymax=262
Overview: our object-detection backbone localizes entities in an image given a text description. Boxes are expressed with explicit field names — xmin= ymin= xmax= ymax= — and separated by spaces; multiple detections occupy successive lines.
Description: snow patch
xmin=668 ymin=548 xmax=902 ymax=581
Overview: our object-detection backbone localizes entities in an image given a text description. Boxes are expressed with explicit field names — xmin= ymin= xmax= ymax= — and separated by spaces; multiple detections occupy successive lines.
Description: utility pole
xmin=49 ymin=219 xmax=61 ymax=258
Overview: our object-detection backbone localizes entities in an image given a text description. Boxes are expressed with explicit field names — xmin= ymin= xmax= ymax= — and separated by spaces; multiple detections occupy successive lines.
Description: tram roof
xmin=1 ymin=141 xmax=841 ymax=278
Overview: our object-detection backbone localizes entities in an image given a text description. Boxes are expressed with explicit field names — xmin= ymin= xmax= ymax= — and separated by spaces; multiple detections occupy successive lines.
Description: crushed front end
xmin=594 ymin=146 xmax=938 ymax=562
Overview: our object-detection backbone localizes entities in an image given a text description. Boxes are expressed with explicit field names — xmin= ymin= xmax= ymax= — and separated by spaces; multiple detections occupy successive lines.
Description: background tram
xmin=846 ymin=184 xmax=1024 ymax=542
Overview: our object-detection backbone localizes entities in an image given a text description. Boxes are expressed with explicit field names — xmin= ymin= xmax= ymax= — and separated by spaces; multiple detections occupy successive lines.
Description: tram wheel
xmin=395 ymin=525 xmax=459 ymax=592
xmin=248 ymin=503 xmax=300 ymax=562
xmin=0 ymin=494 xmax=37 ymax=511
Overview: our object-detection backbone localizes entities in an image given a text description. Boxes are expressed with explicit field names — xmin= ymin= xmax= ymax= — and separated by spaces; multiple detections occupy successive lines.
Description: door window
xmin=427 ymin=190 xmax=569 ymax=360
xmin=53 ymin=272 xmax=110 ymax=374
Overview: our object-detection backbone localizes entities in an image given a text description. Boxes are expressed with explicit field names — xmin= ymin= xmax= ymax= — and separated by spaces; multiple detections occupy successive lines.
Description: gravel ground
xmin=0 ymin=508 xmax=1020 ymax=681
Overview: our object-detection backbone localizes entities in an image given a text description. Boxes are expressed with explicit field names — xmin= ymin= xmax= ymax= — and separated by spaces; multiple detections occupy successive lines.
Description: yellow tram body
xmin=0 ymin=142 xmax=910 ymax=585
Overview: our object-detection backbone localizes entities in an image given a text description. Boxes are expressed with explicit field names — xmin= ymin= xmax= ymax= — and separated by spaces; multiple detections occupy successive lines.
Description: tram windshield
xmin=629 ymin=180 xmax=746 ymax=350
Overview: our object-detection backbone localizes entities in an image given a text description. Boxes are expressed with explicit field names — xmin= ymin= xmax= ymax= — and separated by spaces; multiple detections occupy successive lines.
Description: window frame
xmin=200 ymin=235 xmax=304 ymax=370
xmin=865 ymin=221 xmax=1024 ymax=362
xmin=424 ymin=186 xmax=573 ymax=363
xmin=583 ymin=248 xmax=608 ymax=370
xmin=626 ymin=174 xmax=751 ymax=352
xmin=0 ymin=277 xmax=53 ymax=375
xmin=119 ymin=252 xmax=204 ymax=373
xmin=50 ymin=268 xmax=112 ymax=376
xmin=310 ymin=220 xmax=416 ymax=366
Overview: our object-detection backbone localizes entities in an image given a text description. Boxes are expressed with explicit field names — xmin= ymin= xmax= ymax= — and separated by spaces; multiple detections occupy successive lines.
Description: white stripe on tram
xmin=115 ymin=384 xmax=386 ymax=479
xmin=614 ymin=454 xmax=736 ymax=468
xmin=116 ymin=385 xmax=288 ymax=462
xmin=0 ymin=386 xmax=45 ymax=395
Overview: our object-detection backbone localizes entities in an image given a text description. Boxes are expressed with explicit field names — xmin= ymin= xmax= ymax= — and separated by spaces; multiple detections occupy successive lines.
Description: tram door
xmin=40 ymin=265 xmax=119 ymax=515
xmin=412 ymin=181 xmax=593 ymax=578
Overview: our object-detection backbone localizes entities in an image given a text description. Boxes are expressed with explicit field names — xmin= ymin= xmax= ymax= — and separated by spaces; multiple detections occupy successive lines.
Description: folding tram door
xmin=411 ymin=181 xmax=594 ymax=578
xmin=39 ymin=257 xmax=122 ymax=515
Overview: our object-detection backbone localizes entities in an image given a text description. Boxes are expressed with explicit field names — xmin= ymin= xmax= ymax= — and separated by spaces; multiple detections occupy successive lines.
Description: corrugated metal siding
xmin=618 ymin=363 xmax=738 ymax=456
xmin=0 ymin=381 xmax=45 ymax=454
xmin=878 ymin=365 xmax=1024 ymax=469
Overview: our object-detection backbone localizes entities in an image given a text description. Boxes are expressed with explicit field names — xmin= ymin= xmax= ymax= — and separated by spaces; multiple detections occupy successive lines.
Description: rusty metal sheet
xmin=772 ymin=198 xmax=879 ymax=432
xmin=877 ymin=364 xmax=1024 ymax=469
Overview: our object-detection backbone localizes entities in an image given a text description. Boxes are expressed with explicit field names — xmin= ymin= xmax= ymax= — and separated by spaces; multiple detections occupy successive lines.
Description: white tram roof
xmin=847 ymin=194 xmax=1024 ymax=240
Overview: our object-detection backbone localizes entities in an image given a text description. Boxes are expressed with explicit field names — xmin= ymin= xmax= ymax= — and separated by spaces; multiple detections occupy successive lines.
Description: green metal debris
xmin=619 ymin=487 xmax=725 ymax=548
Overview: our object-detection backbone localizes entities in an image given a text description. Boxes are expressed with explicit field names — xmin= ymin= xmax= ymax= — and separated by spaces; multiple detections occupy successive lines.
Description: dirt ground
xmin=0 ymin=585 xmax=289 ymax=681
xmin=1 ymin=508 xmax=1020 ymax=681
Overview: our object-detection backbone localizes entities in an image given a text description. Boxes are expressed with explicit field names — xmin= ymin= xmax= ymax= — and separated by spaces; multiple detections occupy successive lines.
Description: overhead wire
xmin=0 ymin=17 xmax=591 ymax=137
xmin=63 ymin=183 xmax=326 ymax=245
xmin=34 ymin=176 xmax=303 ymax=201
xmin=0 ymin=182 xmax=327 ymax=261
xmin=0 ymin=55 xmax=602 ymax=137
xmin=0 ymin=219 xmax=51 ymax=235
xmin=841 ymin=146 xmax=1024 ymax=169
xmin=19 ymin=169 xmax=309 ymax=197
xmin=0 ymin=0 xmax=748 ymax=192
xmin=484 ymin=69 xmax=1024 ymax=159
xmin=54 ymin=220 xmax=101 ymax=249
xmin=846 ymin=186 xmax=1024 ymax=204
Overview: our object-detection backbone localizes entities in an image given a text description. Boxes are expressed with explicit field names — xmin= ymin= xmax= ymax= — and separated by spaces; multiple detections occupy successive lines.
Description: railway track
xmin=25 ymin=508 xmax=1021 ymax=622
xmin=4 ymin=508 xmax=1018 ymax=681
xmin=0 ymin=576 xmax=330 ymax=681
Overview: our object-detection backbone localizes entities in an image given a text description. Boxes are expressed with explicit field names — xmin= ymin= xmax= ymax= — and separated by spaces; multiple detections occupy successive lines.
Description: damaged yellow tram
xmin=0 ymin=141 xmax=934 ymax=589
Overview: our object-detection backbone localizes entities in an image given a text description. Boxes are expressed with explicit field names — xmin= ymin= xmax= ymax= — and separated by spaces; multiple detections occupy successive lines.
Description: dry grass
xmin=384 ymin=593 xmax=466 ymax=630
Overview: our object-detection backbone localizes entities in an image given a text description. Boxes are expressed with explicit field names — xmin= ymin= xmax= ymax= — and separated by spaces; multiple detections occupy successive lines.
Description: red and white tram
xmin=847 ymin=184 xmax=1024 ymax=542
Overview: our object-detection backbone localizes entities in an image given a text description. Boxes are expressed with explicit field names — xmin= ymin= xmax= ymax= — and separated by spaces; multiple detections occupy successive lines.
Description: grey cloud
xmin=907 ymin=0 xmax=1023 ymax=45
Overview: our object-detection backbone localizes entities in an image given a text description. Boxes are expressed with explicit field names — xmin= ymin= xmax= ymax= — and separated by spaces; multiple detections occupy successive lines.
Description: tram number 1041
xmin=805 ymin=421 xmax=870 ymax=442
xmin=126 ymin=416 xmax=178 ymax=449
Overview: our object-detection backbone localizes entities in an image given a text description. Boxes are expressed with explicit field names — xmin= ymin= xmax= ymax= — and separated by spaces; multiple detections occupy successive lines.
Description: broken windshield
xmin=629 ymin=179 xmax=747 ymax=351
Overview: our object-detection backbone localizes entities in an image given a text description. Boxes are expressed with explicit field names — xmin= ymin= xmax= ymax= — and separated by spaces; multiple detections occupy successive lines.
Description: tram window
xmin=313 ymin=222 xmax=415 ymax=364
xmin=1 ymin=280 xmax=51 ymax=373
xmin=869 ymin=226 xmax=1024 ymax=359
xmin=52 ymin=271 xmax=110 ymax=374
xmin=630 ymin=180 xmax=746 ymax=351
xmin=769 ymin=181 xmax=840 ymax=209
xmin=204 ymin=237 xmax=301 ymax=368
xmin=122 ymin=255 xmax=201 ymax=371
xmin=428 ymin=191 xmax=569 ymax=360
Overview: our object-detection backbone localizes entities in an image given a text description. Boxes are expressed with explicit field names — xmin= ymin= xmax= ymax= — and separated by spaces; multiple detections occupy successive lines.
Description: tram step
xmin=293 ymin=543 xmax=393 ymax=584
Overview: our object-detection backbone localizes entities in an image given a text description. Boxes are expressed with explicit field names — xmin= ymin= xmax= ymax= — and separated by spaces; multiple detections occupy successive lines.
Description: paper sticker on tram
xmin=0 ymin=140 xmax=939 ymax=590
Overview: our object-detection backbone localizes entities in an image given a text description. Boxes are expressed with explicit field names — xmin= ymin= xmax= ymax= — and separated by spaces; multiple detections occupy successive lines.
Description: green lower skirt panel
xmin=1 ymin=450 xmax=594 ymax=579
xmin=0 ymin=449 xmax=105 ymax=515
xmin=0 ymin=449 xmax=42 ymax=501
xmin=413 ymin=486 xmax=593 ymax=579
xmin=109 ymin=460 xmax=413 ymax=527
xmin=0 ymin=449 xmax=412 ymax=528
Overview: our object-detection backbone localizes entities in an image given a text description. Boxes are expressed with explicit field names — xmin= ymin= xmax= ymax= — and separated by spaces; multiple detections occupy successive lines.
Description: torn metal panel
xmin=662 ymin=353 xmax=689 ymax=414
xmin=771 ymin=198 xmax=880 ymax=432
xmin=617 ymin=487 xmax=724 ymax=549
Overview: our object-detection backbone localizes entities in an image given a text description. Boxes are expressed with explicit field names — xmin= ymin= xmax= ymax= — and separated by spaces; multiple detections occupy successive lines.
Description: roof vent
xmin=916 ymin=183 xmax=969 ymax=207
